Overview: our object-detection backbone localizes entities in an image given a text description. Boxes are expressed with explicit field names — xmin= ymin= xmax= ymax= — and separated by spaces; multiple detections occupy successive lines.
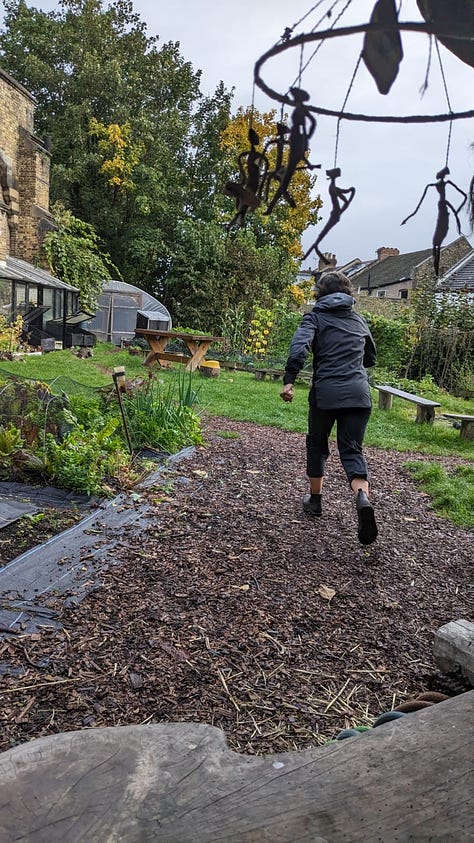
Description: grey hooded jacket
xmin=283 ymin=292 xmax=376 ymax=409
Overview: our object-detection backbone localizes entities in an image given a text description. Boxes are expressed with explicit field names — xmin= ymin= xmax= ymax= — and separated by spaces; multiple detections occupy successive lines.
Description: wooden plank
xmin=374 ymin=385 xmax=440 ymax=408
xmin=433 ymin=619 xmax=474 ymax=684
xmin=0 ymin=692 xmax=472 ymax=842
xmin=136 ymin=329 xmax=224 ymax=343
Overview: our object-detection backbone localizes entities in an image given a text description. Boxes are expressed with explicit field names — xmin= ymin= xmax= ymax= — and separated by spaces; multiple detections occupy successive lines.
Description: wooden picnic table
xmin=135 ymin=329 xmax=223 ymax=372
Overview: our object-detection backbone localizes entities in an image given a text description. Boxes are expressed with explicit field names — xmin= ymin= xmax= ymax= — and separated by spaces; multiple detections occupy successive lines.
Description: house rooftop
xmin=439 ymin=249 xmax=474 ymax=292
xmin=352 ymin=247 xmax=433 ymax=289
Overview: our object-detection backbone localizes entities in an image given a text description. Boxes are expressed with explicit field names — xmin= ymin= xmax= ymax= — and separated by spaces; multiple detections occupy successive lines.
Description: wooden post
xmin=460 ymin=419 xmax=474 ymax=441
xmin=378 ymin=390 xmax=393 ymax=409
xmin=416 ymin=404 xmax=435 ymax=424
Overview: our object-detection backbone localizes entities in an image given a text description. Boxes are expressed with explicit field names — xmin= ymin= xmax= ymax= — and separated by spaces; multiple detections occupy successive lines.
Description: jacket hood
xmin=314 ymin=292 xmax=355 ymax=312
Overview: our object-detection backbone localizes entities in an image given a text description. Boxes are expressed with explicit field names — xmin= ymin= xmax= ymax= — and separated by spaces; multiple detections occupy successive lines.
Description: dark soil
xmin=0 ymin=508 xmax=86 ymax=568
xmin=0 ymin=418 xmax=472 ymax=755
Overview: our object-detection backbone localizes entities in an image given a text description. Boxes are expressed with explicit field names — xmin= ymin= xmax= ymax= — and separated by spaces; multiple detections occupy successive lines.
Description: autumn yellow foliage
xmin=88 ymin=118 xmax=143 ymax=190
xmin=220 ymin=107 xmax=322 ymax=260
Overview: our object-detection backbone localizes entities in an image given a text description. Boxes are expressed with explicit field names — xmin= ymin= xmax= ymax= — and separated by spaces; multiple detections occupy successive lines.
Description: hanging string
xmin=434 ymin=39 xmax=454 ymax=166
xmin=419 ymin=34 xmax=433 ymax=96
xmin=249 ymin=81 xmax=256 ymax=131
xmin=282 ymin=0 xmax=333 ymax=43
xmin=334 ymin=53 xmax=362 ymax=167
xmin=289 ymin=0 xmax=355 ymax=92
xmin=298 ymin=43 xmax=305 ymax=87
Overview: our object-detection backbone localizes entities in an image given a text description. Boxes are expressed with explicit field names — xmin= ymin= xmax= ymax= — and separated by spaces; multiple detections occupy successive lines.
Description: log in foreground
xmin=433 ymin=619 xmax=474 ymax=685
xmin=0 ymin=692 xmax=472 ymax=842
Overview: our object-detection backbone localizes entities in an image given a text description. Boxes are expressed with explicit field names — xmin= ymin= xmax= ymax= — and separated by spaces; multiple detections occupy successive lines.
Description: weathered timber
xmin=433 ymin=619 xmax=474 ymax=684
xmin=375 ymin=384 xmax=440 ymax=424
xmin=443 ymin=413 xmax=474 ymax=441
xmin=0 ymin=692 xmax=472 ymax=842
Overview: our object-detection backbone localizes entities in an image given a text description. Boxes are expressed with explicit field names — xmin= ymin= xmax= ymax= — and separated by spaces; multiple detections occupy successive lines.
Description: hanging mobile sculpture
xmin=263 ymin=119 xmax=321 ymax=209
xmin=226 ymin=1 xmax=474 ymax=263
xmin=263 ymin=122 xmax=295 ymax=207
xmin=224 ymin=127 xmax=268 ymax=228
xmin=401 ymin=166 xmax=467 ymax=275
xmin=265 ymin=87 xmax=318 ymax=214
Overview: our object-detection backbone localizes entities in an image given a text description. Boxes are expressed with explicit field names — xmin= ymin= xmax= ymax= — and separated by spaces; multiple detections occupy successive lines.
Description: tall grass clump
xmin=123 ymin=374 xmax=203 ymax=453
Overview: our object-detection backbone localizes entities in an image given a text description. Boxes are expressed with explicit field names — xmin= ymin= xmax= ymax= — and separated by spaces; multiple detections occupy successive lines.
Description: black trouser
xmin=306 ymin=401 xmax=371 ymax=485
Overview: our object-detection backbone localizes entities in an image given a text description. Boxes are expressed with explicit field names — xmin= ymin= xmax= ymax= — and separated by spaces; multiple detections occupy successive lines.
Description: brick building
xmin=0 ymin=67 xmax=78 ymax=341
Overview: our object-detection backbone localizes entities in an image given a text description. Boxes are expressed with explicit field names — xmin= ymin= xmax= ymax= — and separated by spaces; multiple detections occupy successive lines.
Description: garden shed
xmin=86 ymin=280 xmax=172 ymax=345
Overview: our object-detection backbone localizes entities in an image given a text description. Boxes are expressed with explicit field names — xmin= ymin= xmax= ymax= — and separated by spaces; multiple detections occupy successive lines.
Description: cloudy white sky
xmin=5 ymin=0 xmax=474 ymax=267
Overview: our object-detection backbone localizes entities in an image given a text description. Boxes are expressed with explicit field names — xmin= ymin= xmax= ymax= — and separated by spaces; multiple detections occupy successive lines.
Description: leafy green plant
xmin=123 ymin=377 xmax=203 ymax=453
xmin=0 ymin=422 xmax=23 ymax=456
xmin=41 ymin=204 xmax=119 ymax=312
xmin=42 ymin=417 xmax=125 ymax=495
xmin=361 ymin=311 xmax=412 ymax=374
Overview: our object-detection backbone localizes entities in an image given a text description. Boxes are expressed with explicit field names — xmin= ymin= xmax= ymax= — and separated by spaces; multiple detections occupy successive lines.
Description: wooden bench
xmin=254 ymin=368 xmax=283 ymax=382
xmin=0 ymin=693 xmax=472 ymax=841
xmin=375 ymin=384 xmax=441 ymax=424
xmin=443 ymin=413 xmax=474 ymax=441
xmin=254 ymin=369 xmax=312 ymax=385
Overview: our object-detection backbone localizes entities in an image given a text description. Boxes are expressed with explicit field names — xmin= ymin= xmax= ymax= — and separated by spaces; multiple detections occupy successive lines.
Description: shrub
xmin=361 ymin=311 xmax=412 ymax=374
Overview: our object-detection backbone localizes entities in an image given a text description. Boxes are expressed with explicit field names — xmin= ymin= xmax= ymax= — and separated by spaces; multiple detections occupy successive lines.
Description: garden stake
xmin=112 ymin=367 xmax=133 ymax=455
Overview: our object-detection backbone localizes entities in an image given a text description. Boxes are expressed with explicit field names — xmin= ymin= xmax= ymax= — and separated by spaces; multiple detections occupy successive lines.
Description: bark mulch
xmin=0 ymin=417 xmax=472 ymax=756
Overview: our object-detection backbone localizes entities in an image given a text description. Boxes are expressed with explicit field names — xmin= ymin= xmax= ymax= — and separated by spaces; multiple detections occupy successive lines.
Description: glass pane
xmin=0 ymin=279 xmax=12 ymax=321
xmin=14 ymin=282 xmax=27 ymax=316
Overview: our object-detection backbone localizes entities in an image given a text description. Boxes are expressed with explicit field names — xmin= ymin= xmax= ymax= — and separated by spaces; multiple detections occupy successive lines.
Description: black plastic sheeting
xmin=0 ymin=498 xmax=39 ymax=529
xmin=0 ymin=482 xmax=96 ymax=509
xmin=0 ymin=447 xmax=195 ymax=636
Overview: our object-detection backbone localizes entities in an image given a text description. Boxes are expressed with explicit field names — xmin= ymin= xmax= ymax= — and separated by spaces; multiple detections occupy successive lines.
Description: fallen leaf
xmin=231 ymin=584 xmax=250 ymax=591
xmin=192 ymin=470 xmax=208 ymax=478
xmin=318 ymin=584 xmax=336 ymax=603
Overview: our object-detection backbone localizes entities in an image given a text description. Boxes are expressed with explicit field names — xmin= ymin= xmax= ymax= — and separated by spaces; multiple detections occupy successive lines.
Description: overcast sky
xmin=7 ymin=0 xmax=474 ymax=267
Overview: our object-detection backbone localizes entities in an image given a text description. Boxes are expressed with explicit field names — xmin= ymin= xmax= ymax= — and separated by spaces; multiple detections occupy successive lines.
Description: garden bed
xmin=0 ymin=418 xmax=471 ymax=755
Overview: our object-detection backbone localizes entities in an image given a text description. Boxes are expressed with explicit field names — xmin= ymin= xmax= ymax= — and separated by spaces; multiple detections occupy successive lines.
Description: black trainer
xmin=303 ymin=493 xmax=322 ymax=517
xmin=356 ymin=490 xmax=378 ymax=544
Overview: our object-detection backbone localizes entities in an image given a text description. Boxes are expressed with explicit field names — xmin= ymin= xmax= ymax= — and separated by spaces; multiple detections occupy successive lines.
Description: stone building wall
xmin=0 ymin=67 xmax=52 ymax=263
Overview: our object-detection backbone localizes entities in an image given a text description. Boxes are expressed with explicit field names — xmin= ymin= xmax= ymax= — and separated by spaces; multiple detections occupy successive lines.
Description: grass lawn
xmin=1 ymin=344 xmax=472 ymax=526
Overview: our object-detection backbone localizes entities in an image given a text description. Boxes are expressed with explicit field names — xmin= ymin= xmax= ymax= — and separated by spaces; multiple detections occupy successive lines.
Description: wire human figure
xmin=303 ymin=168 xmax=355 ymax=262
xmin=265 ymin=88 xmax=317 ymax=215
xmin=263 ymin=121 xmax=321 ymax=209
xmin=225 ymin=127 xmax=268 ymax=228
xmin=401 ymin=166 xmax=468 ymax=275
xmin=263 ymin=122 xmax=295 ymax=208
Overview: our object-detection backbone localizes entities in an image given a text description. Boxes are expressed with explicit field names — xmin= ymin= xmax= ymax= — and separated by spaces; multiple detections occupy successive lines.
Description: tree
xmin=41 ymin=204 xmax=118 ymax=311
xmin=160 ymin=218 xmax=295 ymax=334
xmin=220 ymin=107 xmax=322 ymax=260
xmin=0 ymin=0 xmax=220 ymax=286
